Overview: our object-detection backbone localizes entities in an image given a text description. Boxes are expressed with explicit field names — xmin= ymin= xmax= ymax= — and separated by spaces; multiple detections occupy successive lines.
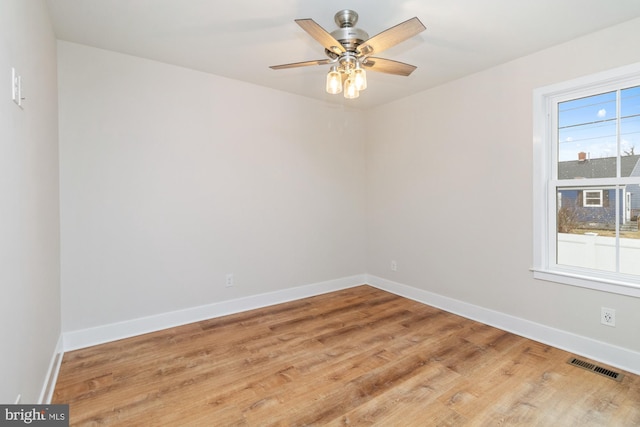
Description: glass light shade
xmin=352 ymin=66 xmax=367 ymax=91
xmin=325 ymin=67 xmax=342 ymax=94
xmin=343 ymin=77 xmax=359 ymax=99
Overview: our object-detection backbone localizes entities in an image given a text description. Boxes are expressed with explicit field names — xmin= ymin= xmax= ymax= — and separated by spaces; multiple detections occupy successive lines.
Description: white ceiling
xmin=46 ymin=0 xmax=640 ymax=109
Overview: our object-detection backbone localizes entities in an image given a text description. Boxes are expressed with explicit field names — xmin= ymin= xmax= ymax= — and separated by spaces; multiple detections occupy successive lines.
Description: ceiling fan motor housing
xmin=325 ymin=9 xmax=369 ymax=58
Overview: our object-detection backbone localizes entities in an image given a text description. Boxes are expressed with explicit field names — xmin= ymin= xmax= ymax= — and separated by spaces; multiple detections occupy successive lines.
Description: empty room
xmin=2 ymin=0 xmax=640 ymax=425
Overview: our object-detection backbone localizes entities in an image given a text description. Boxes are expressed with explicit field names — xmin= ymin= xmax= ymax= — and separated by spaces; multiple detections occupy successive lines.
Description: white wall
xmin=0 ymin=1 xmax=60 ymax=403
xmin=366 ymin=17 xmax=640 ymax=353
xmin=58 ymin=42 xmax=366 ymax=332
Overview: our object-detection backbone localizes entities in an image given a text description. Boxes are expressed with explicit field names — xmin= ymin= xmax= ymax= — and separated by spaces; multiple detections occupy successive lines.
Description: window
xmin=533 ymin=63 xmax=640 ymax=297
xmin=583 ymin=190 xmax=603 ymax=207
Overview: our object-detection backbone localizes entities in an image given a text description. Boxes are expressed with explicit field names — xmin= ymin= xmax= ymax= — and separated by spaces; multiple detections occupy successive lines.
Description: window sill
xmin=531 ymin=268 xmax=640 ymax=298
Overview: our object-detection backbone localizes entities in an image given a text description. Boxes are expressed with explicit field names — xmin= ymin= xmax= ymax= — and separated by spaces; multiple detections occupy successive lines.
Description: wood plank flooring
xmin=53 ymin=286 xmax=640 ymax=426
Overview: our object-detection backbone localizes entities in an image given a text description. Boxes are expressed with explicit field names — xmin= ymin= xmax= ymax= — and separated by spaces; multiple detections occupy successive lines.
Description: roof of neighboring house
xmin=558 ymin=155 xmax=640 ymax=179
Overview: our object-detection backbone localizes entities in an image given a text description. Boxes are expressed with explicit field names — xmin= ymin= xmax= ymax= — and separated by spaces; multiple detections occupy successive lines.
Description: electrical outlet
xmin=225 ymin=273 xmax=234 ymax=287
xmin=601 ymin=307 xmax=616 ymax=327
xmin=390 ymin=260 xmax=397 ymax=271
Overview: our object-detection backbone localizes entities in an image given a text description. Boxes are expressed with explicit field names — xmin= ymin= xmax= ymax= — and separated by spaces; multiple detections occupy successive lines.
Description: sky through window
xmin=558 ymin=86 xmax=640 ymax=162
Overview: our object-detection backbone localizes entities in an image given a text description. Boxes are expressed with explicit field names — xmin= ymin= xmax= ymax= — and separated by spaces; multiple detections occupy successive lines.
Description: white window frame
xmin=583 ymin=190 xmax=603 ymax=207
xmin=532 ymin=62 xmax=640 ymax=298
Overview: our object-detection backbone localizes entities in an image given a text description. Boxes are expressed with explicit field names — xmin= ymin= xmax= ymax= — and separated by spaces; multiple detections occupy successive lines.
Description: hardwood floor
xmin=53 ymin=286 xmax=640 ymax=426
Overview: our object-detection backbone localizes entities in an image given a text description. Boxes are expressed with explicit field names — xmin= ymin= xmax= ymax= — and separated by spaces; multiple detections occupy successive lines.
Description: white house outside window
xmin=533 ymin=63 xmax=640 ymax=297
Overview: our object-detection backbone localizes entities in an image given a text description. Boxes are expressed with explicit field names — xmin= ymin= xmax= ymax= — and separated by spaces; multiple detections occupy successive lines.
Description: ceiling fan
xmin=270 ymin=10 xmax=426 ymax=99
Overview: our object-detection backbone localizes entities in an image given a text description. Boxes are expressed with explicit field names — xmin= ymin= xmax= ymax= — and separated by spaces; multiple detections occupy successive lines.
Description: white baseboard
xmin=60 ymin=273 xmax=640 ymax=377
xmin=38 ymin=334 xmax=63 ymax=404
xmin=366 ymin=274 xmax=640 ymax=376
xmin=63 ymin=274 xmax=367 ymax=352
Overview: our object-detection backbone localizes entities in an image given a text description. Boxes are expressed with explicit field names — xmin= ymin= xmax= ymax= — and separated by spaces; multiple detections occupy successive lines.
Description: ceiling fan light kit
xmin=270 ymin=9 xmax=425 ymax=99
xmin=344 ymin=76 xmax=359 ymax=99
xmin=326 ymin=65 xmax=342 ymax=94
xmin=352 ymin=63 xmax=367 ymax=91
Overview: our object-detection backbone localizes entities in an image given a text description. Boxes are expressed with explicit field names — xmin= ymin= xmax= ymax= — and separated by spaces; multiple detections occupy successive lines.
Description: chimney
xmin=578 ymin=152 xmax=587 ymax=162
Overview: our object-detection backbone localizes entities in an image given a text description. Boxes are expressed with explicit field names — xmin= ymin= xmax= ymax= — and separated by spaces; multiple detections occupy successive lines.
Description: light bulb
xmin=344 ymin=77 xmax=359 ymax=99
xmin=352 ymin=65 xmax=367 ymax=91
xmin=325 ymin=66 xmax=342 ymax=94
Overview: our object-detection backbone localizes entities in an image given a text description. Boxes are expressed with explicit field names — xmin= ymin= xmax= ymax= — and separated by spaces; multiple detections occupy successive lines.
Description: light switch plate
xmin=11 ymin=67 xmax=23 ymax=108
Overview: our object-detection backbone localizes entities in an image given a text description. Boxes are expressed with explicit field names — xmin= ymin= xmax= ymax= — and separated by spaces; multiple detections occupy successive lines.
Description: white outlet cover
xmin=225 ymin=274 xmax=234 ymax=287
xmin=601 ymin=307 xmax=616 ymax=326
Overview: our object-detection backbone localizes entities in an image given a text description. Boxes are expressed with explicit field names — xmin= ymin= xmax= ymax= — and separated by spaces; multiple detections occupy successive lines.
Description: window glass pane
xmin=620 ymin=232 xmax=640 ymax=275
xmin=558 ymin=91 xmax=617 ymax=179
xmin=556 ymin=186 xmax=618 ymax=272
xmin=621 ymin=85 xmax=640 ymax=177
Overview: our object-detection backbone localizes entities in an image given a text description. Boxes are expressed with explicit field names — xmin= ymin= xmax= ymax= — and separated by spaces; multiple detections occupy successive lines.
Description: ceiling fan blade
xmin=270 ymin=59 xmax=333 ymax=70
xmin=357 ymin=17 xmax=425 ymax=56
xmin=362 ymin=57 xmax=417 ymax=76
xmin=295 ymin=18 xmax=346 ymax=55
